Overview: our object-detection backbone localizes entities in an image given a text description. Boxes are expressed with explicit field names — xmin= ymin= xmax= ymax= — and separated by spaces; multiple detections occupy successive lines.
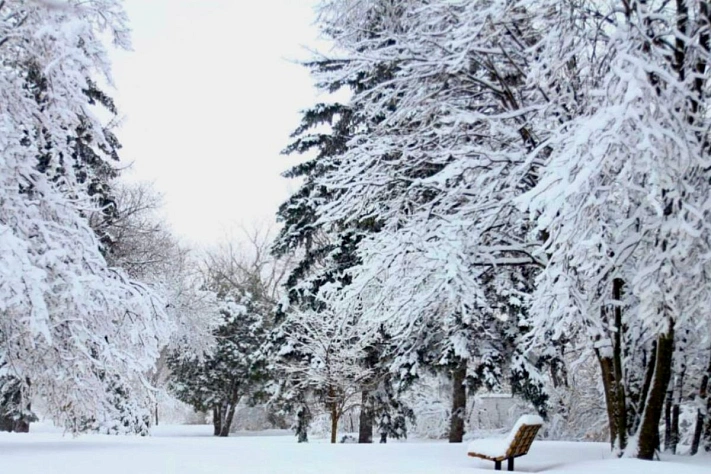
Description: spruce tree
xmin=273 ymin=1 xmax=552 ymax=444
xmin=271 ymin=50 xmax=409 ymax=443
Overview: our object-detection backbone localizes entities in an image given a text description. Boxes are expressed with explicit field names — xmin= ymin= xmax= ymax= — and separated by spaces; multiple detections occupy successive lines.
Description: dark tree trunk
xmin=635 ymin=341 xmax=658 ymax=436
xmin=218 ymin=386 xmax=241 ymax=437
xmin=449 ymin=359 xmax=467 ymax=443
xmin=671 ymin=400 xmax=680 ymax=454
xmin=296 ymin=403 xmax=310 ymax=443
xmin=330 ymin=403 xmax=339 ymax=444
xmin=549 ymin=351 xmax=568 ymax=390
xmin=664 ymin=387 xmax=673 ymax=451
xmin=219 ymin=403 xmax=237 ymax=437
xmin=691 ymin=410 xmax=705 ymax=455
xmin=670 ymin=364 xmax=685 ymax=454
xmin=637 ymin=328 xmax=675 ymax=460
xmin=358 ymin=391 xmax=373 ymax=443
xmin=154 ymin=403 xmax=159 ymax=427
xmin=597 ymin=353 xmax=618 ymax=447
xmin=611 ymin=278 xmax=627 ymax=451
xmin=691 ymin=350 xmax=711 ymax=455
xmin=327 ymin=385 xmax=340 ymax=444
xmin=213 ymin=407 xmax=222 ymax=436
xmin=596 ymin=281 xmax=630 ymax=452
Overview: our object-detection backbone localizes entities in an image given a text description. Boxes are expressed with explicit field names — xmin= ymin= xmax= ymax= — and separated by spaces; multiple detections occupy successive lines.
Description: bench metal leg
xmin=494 ymin=460 xmax=502 ymax=471
xmin=507 ymin=458 xmax=514 ymax=471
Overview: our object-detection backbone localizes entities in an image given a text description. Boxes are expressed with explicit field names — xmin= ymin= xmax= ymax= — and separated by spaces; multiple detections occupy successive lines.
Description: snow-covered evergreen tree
xmin=277 ymin=0 xmax=553 ymax=443
xmin=169 ymin=230 xmax=283 ymax=436
xmin=169 ymin=294 xmax=267 ymax=437
xmin=271 ymin=45 xmax=401 ymax=444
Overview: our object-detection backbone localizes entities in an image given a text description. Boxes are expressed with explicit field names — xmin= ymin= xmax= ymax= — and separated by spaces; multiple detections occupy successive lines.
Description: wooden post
xmin=508 ymin=458 xmax=514 ymax=471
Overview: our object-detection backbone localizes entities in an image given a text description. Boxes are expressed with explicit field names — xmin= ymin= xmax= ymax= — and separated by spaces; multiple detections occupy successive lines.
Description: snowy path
xmin=0 ymin=425 xmax=709 ymax=474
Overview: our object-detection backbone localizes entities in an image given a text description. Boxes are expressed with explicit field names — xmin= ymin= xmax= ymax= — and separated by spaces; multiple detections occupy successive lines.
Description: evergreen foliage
xmin=169 ymin=292 xmax=268 ymax=437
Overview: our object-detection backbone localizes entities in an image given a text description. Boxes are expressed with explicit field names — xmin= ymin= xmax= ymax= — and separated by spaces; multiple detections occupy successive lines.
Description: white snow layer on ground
xmin=0 ymin=424 xmax=709 ymax=474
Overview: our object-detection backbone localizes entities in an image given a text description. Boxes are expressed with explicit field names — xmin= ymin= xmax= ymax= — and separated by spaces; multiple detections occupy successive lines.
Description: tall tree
xmin=0 ymin=0 xmax=171 ymax=433
xmin=303 ymin=0 xmax=550 ymax=441
xmin=271 ymin=47 xmax=394 ymax=444
xmin=524 ymin=0 xmax=711 ymax=459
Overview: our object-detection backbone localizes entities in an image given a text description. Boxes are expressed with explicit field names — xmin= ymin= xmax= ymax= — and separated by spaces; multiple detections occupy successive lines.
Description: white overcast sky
xmin=110 ymin=0 xmax=323 ymax=245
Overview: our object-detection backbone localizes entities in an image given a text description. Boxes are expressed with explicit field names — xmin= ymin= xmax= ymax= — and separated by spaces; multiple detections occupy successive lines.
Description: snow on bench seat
xmin=466 ymin=438 xmax=511 ymax=459
xmin=467 ymin=415 xmax=543 ymax=471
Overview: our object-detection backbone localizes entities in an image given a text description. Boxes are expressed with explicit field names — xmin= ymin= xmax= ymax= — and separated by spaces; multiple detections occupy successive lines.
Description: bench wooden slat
xmin=506 ymin=424 xmax=541 ymax=458
xmin=467 ymin=421 xmax=542 ymax=471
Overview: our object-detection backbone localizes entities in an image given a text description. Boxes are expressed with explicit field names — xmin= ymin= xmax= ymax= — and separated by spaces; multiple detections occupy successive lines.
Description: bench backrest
xmin=505 ymin=424 xmax=542 ymax=458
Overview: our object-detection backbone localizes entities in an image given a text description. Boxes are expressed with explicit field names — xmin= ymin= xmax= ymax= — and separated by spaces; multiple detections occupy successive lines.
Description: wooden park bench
xmin=467 ymin=415 xmax=543 ymax=471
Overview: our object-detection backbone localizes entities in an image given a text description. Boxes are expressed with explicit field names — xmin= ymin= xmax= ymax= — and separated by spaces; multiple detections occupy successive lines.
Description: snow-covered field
xmin=1 ymin=425 xmax=709 ymax=474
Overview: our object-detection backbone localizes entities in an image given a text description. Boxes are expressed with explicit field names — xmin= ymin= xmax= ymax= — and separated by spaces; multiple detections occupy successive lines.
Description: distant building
xmin=469 ymin=394 xmax=518 ymax=430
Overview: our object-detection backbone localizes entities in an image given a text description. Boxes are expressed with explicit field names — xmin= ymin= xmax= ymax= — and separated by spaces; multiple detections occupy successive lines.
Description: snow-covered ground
xmin=1 ymin=424 xmax=709 ymax=474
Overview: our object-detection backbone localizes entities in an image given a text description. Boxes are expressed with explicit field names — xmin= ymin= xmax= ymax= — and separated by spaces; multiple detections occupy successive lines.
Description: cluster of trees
xmin=266 ymin=0 xmax=711 ymax=460
xmin=0 ymin=0 xmax=282 ymax=440
xmin=3 ymin=0 xmax=711 ymax=463
xmin=0 ymin=0 xmax=218 ymax=435
xmin=168 ymin=230 xmax=288 ymax=436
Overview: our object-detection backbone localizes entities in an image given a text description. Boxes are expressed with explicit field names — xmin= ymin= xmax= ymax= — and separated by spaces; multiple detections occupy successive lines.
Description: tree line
xmin=264 ymin=0 xmax=711 ymax=459
xmin=1 ymin=0 xmax=711 ymax=462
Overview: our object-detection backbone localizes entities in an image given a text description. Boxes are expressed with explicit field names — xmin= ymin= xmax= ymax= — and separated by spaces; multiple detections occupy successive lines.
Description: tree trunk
xmin=670 ymin=363 xmax=685 ymax=454
xmin=330 ymin=403 xmax=339 ymax=444
xmin=670 ymin=399 xmax=680 ymax=454
xmin=449 ymin=359 xmax=467 ymax=443
xmin=664 ymin=387 xmax=673 ymax=451
xmin=596 ymin=281 xmax=629 ymax=453
xmin=691 ymin=410 xmax=705 ymax=455
xmin=219 ymin=403 xmax=237 ymax=437
xmin=637 ymin=328 xmax=675 ymax=460
xmin=691 ymin=350 xmax=711 ymax=455
xmin=611 ymin=278 xmax=627 ymax=451
xmin=154 ymin=403 xmax=159 ymax=427
xmin=597 ymin=353 xmax=618 ymax=447
xmin=358 ymin=391 xmax=373 ymax=443
xmin=296 ymin=403 xmax=310 ymax=443
xmin=213 ymin=407 xmax=222 ymax=436
xmin=635 ymin=341 xmax=658 ymax=436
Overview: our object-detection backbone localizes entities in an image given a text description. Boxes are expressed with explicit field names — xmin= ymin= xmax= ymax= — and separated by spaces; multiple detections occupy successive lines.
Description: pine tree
xmin=271 ymin=52 xmax=394 ymax=443
xmin=299 ymin=0 xmax=550 ymax=441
